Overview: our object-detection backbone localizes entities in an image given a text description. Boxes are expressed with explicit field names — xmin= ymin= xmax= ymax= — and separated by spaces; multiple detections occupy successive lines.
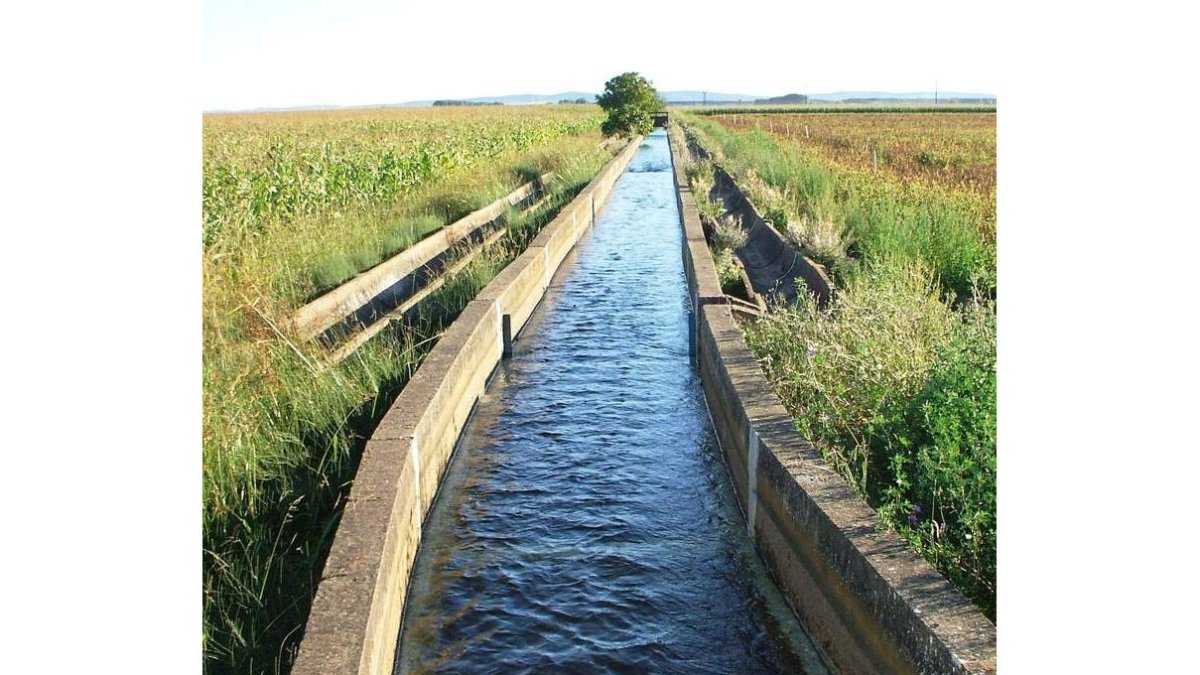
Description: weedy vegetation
xmin=676 ymin=110 xmax=997 ymax=619
xmin=203 ymin=104 xmax=610 ymax=674
xmin=683 ymin=112 xmax=995 ymax=298
xmin=710 ymin=213 xmax=748 ymax=295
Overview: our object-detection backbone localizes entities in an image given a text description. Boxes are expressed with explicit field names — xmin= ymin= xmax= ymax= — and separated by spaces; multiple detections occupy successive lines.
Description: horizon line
xmin=205 ymin=89 xmax=998 ymax=115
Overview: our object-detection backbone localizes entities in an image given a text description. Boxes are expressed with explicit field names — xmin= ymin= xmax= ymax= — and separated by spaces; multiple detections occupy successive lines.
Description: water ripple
xmin=397 ymin=132 xmax=829 ymax=674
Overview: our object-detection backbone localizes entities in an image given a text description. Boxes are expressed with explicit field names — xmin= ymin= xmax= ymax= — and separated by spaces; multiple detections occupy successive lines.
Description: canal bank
xmin=291 ymin=137 xmax=641 ymax=675
xmin=672 ymin=124 xmax=998 ymax=674
xmin=293 ymin=126 xmax=996 ymax=675
xmin=396 ymin=131 xmax=828 ymax=673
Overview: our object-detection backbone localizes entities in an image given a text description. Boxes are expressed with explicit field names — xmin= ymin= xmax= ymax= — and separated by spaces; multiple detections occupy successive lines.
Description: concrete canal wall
xmin=293 ymin=128 xmax=996 ymax=674
xmin=288 ymin=172 xmax=554 ymax=341
xmin=291 ymin=137 xmax=641 ymax=675
xmin=710 ymin=165 xmax=834 ymax=306
xmin=670 ymin=132 xmax=998 ymax=674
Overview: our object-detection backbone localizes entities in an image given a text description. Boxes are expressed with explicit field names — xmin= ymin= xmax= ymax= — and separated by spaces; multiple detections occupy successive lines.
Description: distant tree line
xmin=431 ymin=100 xmax=504 ymax=107
xmin=668 ymin=100 xmax=752 ymax=106
xmin=668 ymin=96 xmax=997 ymax=107
xmin=694 ymin=105 xmax=997 ymax=115
xmin=755 ymin=93 xmax=808 ymax=104
xmin=558 ymin=98 xmax=591 ymax=104
xmin=840 ymin=97 xmax=996 ymax=104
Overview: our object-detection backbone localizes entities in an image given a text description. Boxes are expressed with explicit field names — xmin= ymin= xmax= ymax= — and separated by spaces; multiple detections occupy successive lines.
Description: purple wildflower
xmin=908 ymin=504 xmax=922 ymax=527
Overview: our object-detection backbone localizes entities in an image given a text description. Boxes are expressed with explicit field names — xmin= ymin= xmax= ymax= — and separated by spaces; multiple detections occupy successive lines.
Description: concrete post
xmin=502 ymin=314 xmax=513 ymax=358
xmin=689 ymin=288 xmax=699 ymax=361
xmin=747 ymin=428 xmax=760 ymax=536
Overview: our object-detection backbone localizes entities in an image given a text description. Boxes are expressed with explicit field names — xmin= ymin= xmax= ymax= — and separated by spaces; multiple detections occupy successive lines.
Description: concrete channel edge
xmin=288 ymin=172 xmax=555 ymax=341
xmin=710 ymin=165 xmax=834 ymax=306
xmin=669 ymin=133 xmax=998 ymax=674
xmin=291 ymin=137 xmax=643 ymax=675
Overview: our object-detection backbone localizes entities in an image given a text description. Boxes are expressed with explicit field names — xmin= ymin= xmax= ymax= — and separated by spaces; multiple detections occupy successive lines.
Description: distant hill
xmin=439 ymin=90 xmax=765 ymax=105
xmin=660 ymin=91 xmax=762 ymax=104
xmin=434 ymin=90 xmax=767 ymax=106
xmin=810 ymin=91 xmax=995 ymax=102
xmin=208 ymin=104 xmax=345 ymax=113
xmin=207 ymin=89 xmax=996 ymax=114
xmin=456 ymin=91 xmax=597 ymax=105
xmin=756 ymin=93 xmax=808 ymax=105
xmin=664 ymin=91 xmax=995 ymax=107
xmin=432 ymin=100 xmax=503 ymax=107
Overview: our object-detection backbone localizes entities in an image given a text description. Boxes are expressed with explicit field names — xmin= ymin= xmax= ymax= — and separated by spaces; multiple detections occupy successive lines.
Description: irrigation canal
xmin=395 ymin=131 xmax=830 ymax=673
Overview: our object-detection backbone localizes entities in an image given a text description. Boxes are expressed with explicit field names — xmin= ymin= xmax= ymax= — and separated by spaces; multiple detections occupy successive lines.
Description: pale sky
xmin=204 ymin=0 xmax=1001 ymax=111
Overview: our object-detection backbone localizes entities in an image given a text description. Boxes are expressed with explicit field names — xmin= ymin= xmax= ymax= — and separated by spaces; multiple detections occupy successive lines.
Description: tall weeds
xmin=744 ymin=259 xmax=996 ymax=617
xmin=683 ymin=115 xmax=994 ymax=299
xmin=711 ymin=214 xmax=747 ymax=295
xmin=202 ymin=108 xmax=610 ymax=674
xmin=684 ymin=110 xmax=997 ymax=619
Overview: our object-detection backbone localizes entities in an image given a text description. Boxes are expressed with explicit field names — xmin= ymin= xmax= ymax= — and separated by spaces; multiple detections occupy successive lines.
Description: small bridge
xmin=652 ymin=111 xmax=668 ymax=127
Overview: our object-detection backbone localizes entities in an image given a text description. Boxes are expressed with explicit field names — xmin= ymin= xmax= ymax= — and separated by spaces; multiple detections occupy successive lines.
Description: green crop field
xmin=202 ymin=104 xmax=610 ymax=675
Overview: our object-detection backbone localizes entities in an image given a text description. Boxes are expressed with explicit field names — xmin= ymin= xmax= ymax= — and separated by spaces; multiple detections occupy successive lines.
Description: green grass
xmin=677 ymin=112 xmax=996 ymax=619
xmin=202 ymin=130 xmax=612 ymax=675
xmin=744 ymin=259 xmax=996 ymax=618
xmin=680 ymin=115 xmax=994 ymax=299
xmin=306 ymin=213 xmax=444 ymax=292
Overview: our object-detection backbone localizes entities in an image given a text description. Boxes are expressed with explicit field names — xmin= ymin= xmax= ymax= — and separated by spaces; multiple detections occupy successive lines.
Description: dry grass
xmin=686 ymin=110 xmax=997 ymax=617
xmin=713 ymin=112 xmax=996 ymax=196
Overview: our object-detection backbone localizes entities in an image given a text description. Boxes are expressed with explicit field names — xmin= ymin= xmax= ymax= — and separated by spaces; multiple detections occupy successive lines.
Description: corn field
xmin=203 ymin=106 xmax=603 ymax=248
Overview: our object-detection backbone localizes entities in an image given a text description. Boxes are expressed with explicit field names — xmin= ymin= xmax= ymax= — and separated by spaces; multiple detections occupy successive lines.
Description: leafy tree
xmin=596 ymin=72 xmax=664 ymax=137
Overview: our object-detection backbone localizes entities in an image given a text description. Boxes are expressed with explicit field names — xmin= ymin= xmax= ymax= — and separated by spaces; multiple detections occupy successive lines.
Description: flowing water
xmin=395 ymin=131 xmax=830 ymax=674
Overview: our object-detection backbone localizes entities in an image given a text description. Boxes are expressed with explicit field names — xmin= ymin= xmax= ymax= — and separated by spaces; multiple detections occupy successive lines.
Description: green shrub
xmin=685 ymin=110 xmax=996 ymax=618
xmin=878 ymin=297 xmax=996 ymax=617
xmin=713 ymin=248 xmax=743 ymax=295
xmin=743 ymin=259 xmax=995 ymax=618
xmin=597 ymin=72 xmax=663 ymax=137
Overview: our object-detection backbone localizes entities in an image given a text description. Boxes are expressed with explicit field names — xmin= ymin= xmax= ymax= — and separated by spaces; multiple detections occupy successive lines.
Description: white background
xmin=1 ymin=1 xmax=1197 ymax=672
xmin=203 ymin=0 xmax=1001 ymax=111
